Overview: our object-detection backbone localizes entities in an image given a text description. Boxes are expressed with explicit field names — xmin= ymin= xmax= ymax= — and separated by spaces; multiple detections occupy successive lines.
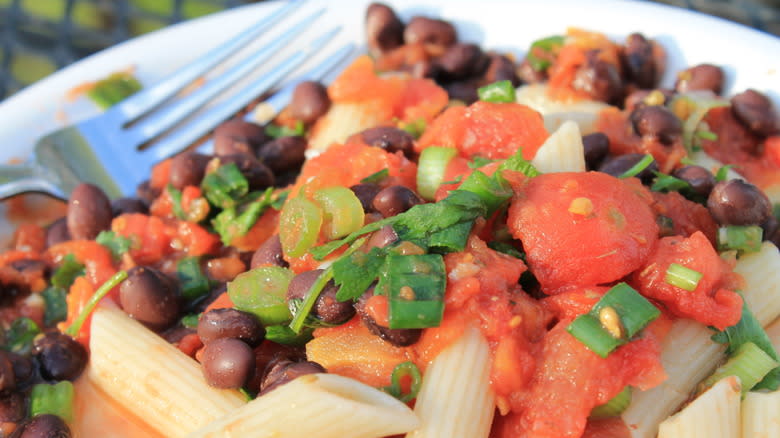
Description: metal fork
xmin=0 ymin=1 xmax=353 ymax=200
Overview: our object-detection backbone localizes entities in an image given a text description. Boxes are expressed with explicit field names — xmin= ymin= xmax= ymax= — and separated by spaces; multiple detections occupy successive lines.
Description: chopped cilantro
xmin=265 ymin=120 xmax=305 ymax=139
xmin=51 ymin=254 xmax=85 ymax=289
xmin=42 ymin=287 xmax=68 ymax=326
xmin=166 ymin=184 xmax=187 ymax=220
xmin=333 ymin=246 xmax=387 ymax=302
xmin=4 ymin=317 xmax=41 ymax=355
xmin=361 ymin=168 xmax=390 ymax=184
xmin=96 ymin=231 xmax=133 ymax=259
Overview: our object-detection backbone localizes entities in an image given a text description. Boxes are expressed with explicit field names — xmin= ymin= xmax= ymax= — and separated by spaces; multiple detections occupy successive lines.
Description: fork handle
xmin=0 ymin=163 xmax=65 ymax=200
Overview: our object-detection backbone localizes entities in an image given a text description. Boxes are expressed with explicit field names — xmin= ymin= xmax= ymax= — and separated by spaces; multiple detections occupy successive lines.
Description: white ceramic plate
xmin=0 ymin=0 xmax=778 ymax=239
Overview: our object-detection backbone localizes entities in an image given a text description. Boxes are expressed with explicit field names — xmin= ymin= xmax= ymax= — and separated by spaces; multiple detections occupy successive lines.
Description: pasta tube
xmin=732 ymin=241 xmax=780 ymax=327
xmin=515 ymin=83 xmax=608 ymax=134
xmin=187 ymin=373 xmax=419 ymax=438
xmin=657 ymin=376 xmax=741 ymax=438
xmin=741 ymin=388 xmax=780 ymax=437
xmin=306 ymin=102 xmax=384 ymax=157
xmin=530 ymin=120 xmax=586 ymax=173
xmin=622 ymin=319 xmax=726 ymax=438
xmin=406 ymin=326 xmax=495 ymax=438
xmin=88 ymin=307 xmax=246 ymax=438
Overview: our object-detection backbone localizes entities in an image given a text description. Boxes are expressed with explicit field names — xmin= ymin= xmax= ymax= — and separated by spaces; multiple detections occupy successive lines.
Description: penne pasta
xmin=530 ymin=120 xmax=586 ymax=173
xmin=657 ymin=376 xmax=741 ymax=438
xmin=515 ymin=83 xmax=608 ymax=134
xmin=732 ymin=242 xmax=780 ymax=327
xmin=306 ymin=102 xmax=384 ymax=157
xmin=405 ymin=326 xmax=495 ymax=438
xmin=187 ymin=373 xmax=419 ymax=438
xmin=741 ymin=388 xmax=780 ymax=437
xmin=766 ymin=317 xmax=780 ymax=354
xmin=88 ymin=306 xmax=246 ymax=438
xmin=622 ymin=319 xmax=726 ymax=438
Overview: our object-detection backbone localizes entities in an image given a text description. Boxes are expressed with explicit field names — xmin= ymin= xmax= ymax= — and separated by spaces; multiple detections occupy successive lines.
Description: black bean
xmin=213 ymin=120 xmax=270 ymax=157
xmin=360 ymin=126 xmax=415 ymax=158
xmin=707 ymin=180 xmax=772 ymax=226
xmin=444 ymin=80 xmax=479 ymax=104
xmin=437 ymin=43 xmax=488 ymax=80
xmin=0 ymin=351 xmax=14 ymax=392
xmin=598 ymin=153 xmax=659 ymax=185
xmin=287 ymin=270 xmax=355 ymax=325
xmin=403 ymin=16 xmax=456 ymax=47
xmin=622 ymin=33 xmax=659 ymax=88
xmin=169 ymin=152 xmax=211 ymax=190
xmin=482 ymin=54 xmax=519 ymax=87
xmin=198 ymin=308 xmax=264 ymax=346
xmin=572 ymin=50 xmax=622 ymax=104
xmin=135 ymin=180 xmax=160 ymax=205
xmin=372 ymin=185 xmax=424 ymax=218
xmin=66 ymin=183 xmax=112 ymax=240
xmin=217 ymin=154 xmax=275 ymax=191
xmin=10 ymin=414 xmax=71 ymax=438
xmin=0 ymin=392 xmax=26 ymax=423
xmin=289 ymin=81 xmax=331 ymax=125
xmin=45 ymin=217 xmax=70 ymax=248
xmin=407 ymin=59 xmax=440 ymax=79
xmin=119 ymin=266 xmax=181 ymax=330
xmin=256 ymin=136 xmax=306 ymax=173
xmin=630 ymin=105 xmax=682 ymax=145
xmin=672 ymin=165 xmax=716 ymax=198
xmin=259 ymin=358 xmax=325 ymax=395
xmin=250 ymin=235 xmax=289 ymax=269
xmin=367 ymin=225 xmax=399 ymax=249
xmin=582 ymin=132 xmax=610 ymax=170
xmin=762 ymin=216 xmax=779 ymax=246
xmin=623 ymin=88 xmax=674 ymax=112
xmin=33 ymin=332 xmax=87 ymax=381
xmin=350 ymin=183 xmax=382 ymax=213
xmin=675 ymin=64 xmax=724 ymax=95
xmin=8 ymin=353 xmax=36 ymax=390
xmin=201 ymin=338 xmax=255 ymax=389
xmin=365 ymin=3 xmax=404 ymax=56
xmin=517 ymin=58 xmax=547 ymax=84
xmin=730 ymin=89 xmax=780 ymax=138
xmin=355 ymin=292 xmax=421 ymax=347
xmin=111 ymin=197 xmax=148 ymax=217
xmin=10 ymin=259 xmax=48 ymax=280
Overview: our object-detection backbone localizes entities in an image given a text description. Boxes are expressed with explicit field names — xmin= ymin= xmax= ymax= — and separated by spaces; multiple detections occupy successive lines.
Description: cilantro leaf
xmin=201 ymin=163 xmax=249 ymax=209
xmin=51 ymin=255 xmax=85 ymax=289
xmin=212 ymin=187 xmax=278 ymax=245
xmin=468 ymin=156 xmax=497 ymax=169
xmin=333 ymin=247 xmax=387 ymax=302
xmin=42 ymin=287 xmax=68 ymax=326
xmin=392 ymin=190 xmax=486 ymax=244
xmin=96 ymin=231 xmax=133 ymax=259
xmin=500 ymin=147 xmax=539 ymax=177
xmin=361 ymin=169 xmax=390 ymax=184
xmin=166 ymin=184 xmax=187 ymax=220
xmin=4 ymin=317 xmax=41 ymax=354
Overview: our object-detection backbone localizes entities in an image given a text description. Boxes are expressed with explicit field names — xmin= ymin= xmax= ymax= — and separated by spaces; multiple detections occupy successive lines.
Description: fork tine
xmin=246 ymin=42 xmax=355 ymax=126
xmin=124 ymin=9 xmax=325 ymax=148
xmin=110 ymin=0 xmax=305 ymax=125
xmin=142 ymin=31 xmax=349 ymax=164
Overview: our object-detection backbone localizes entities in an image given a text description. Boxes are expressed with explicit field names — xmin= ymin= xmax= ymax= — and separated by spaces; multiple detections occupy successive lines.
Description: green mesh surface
xmin=0 ymin=0 xmax=777 ymax=100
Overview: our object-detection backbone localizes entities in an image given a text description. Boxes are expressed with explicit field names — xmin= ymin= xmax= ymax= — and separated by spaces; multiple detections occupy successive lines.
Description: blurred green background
xmin=0 ymin=0 xmax=778 ymax=100
xmin=0 ymin=0 xmax=263 ymax=98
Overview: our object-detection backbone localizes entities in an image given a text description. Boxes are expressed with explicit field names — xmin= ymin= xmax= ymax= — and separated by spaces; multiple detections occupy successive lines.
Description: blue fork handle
xmin=0 ymin=162 xmax=65 ymax=200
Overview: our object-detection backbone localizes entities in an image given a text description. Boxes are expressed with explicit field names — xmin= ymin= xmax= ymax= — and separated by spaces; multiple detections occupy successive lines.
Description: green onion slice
xmin=176 ymin=257 xmax=210 ymax=301
xmin=717 ymin=225 xmax=763 ymax=254
xmin=702 ymin=342 xmax=779 ymax=394
xmin=665 ymin=263 xmax=703 ymax=291
xmin=382 ymin=361 xmax=423 ymax=403
xmin=526 ymin=35 xmax=565 ymax=72
xmin=279 ymin=196 xmax=324 ymax=258
xmin=313 ymin=186 xmax=366 ymax=239
xmin=30 ymin=381 xmax=75 ymax=423
xmin=477 ymin=80 xmax=516 ymax=103
xmin=228 ymin=267 xmax=294 ymax=326
xmin=417 ymin=147 xmax=458 ymax=201
xmin=376 ymin=253 xmax=446 ymax=329
xmin=618 ymin=154 xmax=655 ymax=179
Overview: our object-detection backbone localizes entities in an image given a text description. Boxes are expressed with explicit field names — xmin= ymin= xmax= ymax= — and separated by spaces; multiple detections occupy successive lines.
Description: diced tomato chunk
xmin=631 ymin=231 xmax=742 ymax=329
xmin=417 ymin=101 xmax=549 ymax=160
xmin=507 ymin=172 xmax=659 ymax=292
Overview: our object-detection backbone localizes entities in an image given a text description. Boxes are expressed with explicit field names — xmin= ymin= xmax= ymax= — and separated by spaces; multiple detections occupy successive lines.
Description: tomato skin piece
xmin=631 ymin=231 xmax=743 ymax=329
xmin=417 ymin=101 xmax=549 ymax=160
xmin=507 ymin=172 xmax=659 ymax=292
xmin=650 ymin=191 xmax=718 ymax=246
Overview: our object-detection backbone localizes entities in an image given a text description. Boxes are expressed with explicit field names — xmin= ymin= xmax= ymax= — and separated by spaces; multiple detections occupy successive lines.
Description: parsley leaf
xmin=51 ymin=255 xmax=85 ymax=289
xmin=333 ymin=247 xmax=387 ymax=302
xmin=96 ymin=231 xmax=133 ymax=259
